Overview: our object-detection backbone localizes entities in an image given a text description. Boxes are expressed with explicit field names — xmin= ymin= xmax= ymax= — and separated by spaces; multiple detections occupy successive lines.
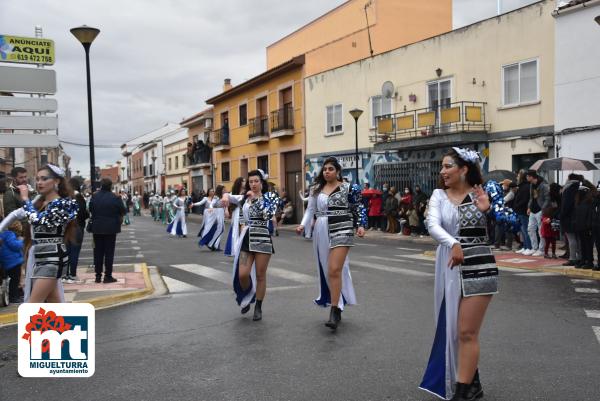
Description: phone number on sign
xmin=14 ymin=54 xmax=54 ymax=63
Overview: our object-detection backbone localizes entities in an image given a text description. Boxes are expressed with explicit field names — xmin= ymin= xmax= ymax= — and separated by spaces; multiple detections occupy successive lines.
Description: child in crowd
xmin=407 ymin=204 xmax=420 ymax=236
xmin=0 ymin=220 xmax=24 ymax=304
xmin=541 ymin=207 xmax=559 ymax=259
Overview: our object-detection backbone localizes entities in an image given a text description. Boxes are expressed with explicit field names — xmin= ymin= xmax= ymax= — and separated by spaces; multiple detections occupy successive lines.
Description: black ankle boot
xmin=241 ymin=304 xmax=250 ymax=314
xmin=463 ymin=370 xmax=484 ymax=400
xmin=325 ymin=306 xmax=341 ymax=330
xmin=450 ymin=382 xmax=470 ymax=401
xmin=253 ymin=300 xmax=262 ymax=321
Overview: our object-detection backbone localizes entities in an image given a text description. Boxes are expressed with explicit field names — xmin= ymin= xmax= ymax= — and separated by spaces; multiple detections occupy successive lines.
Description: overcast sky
xmin=2 ymin=0 xmax=538 ymax=177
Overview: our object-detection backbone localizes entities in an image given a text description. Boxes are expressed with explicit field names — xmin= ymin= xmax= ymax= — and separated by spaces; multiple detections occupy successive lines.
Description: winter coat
xmin=384 ymin=196 xmax=399 ymax=216
xmin=528 ymin=177 xmax=550 ymax=213
xmin=368 ymin=196 xmax=383 ymax=217
xmin=89 ymin=190 xmax=126 ymax=235
xmin=513 ymin=182 xmax=530 ymax=215
xmin=574 ymin=196 xmax=593 ymax=233
xmin=0 ymin=231 xmax=24 ymax=270
xmin=559 ymin=180 xmax=580 ymax=233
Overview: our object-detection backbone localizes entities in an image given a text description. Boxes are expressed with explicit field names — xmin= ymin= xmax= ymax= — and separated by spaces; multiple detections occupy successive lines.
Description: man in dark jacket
xmin=513 ymin=172 xmax=532 ymax=254
xmin=526 ymin=170 xmax=550 ymax=256
xmin=3 ymin=167 xmax=31 ymax=215
xmin=560 ymin=174 xmax=582 ymax=265
xmin=89 ymin=178 xmax=125 ymax=283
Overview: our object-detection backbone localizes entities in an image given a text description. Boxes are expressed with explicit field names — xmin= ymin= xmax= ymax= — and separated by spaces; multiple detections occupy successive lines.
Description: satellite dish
xmin=381 ymin=81 xmax=395 ymax=99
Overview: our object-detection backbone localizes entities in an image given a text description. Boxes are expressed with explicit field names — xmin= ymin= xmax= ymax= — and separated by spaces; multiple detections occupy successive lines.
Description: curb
xmin=422 ymin=250 xmax=600 ymax=280
xmin=0 ymin=263 xmax=156 ymax=326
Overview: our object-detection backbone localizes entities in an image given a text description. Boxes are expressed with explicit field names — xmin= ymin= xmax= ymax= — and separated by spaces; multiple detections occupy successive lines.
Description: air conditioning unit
xmin=542 ymin=137 xmax=554 ymax=148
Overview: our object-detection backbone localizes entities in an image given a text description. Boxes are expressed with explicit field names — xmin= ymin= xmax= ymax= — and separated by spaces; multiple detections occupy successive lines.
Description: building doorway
xmin=283 ymin=150 xmax=302 ymax=224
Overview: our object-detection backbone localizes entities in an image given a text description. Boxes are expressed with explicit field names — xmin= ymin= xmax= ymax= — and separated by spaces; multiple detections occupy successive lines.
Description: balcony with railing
xmin=370 ymin=101 xmax=490 ymax=146
xmin=210 ymin=127 xmax=230 ymax=151
xmin=270 ymin=106 xmax=294 ymax=138
xmin=248 ymin=116 xmax=269 ymax=143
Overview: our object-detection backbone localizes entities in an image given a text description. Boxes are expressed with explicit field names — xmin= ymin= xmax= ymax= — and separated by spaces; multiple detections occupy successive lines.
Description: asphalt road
xmin=1 ymin=214 xmax=599 ymax=401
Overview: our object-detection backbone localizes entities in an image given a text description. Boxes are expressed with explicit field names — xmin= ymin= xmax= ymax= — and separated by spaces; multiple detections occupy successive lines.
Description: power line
xmin=59 ymin=139 xmax=122 ymax=148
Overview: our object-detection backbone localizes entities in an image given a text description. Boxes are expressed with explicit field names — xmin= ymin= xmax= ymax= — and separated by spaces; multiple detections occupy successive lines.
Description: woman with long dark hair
xmin=0 ymin=164 xmax=78 ymax=303
xmin=166 ymin=188 xmax=191 ymax=238
xmin=224 ymin=169 xmax=279 ymax=321
xmin=224 ymin=177 xmax=246 ymax=257
xmin=296 ymin=157 xmax=366 ymax=330
xmin=194 ymin=185 xmax=226 ymax=251
xmin=420 ymin=148 xmax=496 ymax=401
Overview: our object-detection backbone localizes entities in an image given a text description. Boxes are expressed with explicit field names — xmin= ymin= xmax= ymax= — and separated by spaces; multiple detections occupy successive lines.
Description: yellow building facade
xmin=164 ymin=137 xmax=189 ymax=191
xmin=207 ymin=56 xmax=305 ymax=217
xmin=303 ymin=0 xmax=556 ymax=192
xmin=267 ymin=0 xmax=452 ymax=77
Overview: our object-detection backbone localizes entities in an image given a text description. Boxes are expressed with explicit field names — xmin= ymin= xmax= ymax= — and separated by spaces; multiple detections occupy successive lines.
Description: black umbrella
xmin=530 ymin=157 xmax=598 ymax=171
xmin=484 ymin=170 xmax=517 ymax=183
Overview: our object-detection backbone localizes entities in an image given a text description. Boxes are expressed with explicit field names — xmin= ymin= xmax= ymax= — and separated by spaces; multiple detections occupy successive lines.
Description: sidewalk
xmin=0 ymin=263 xmax=166 ymax=326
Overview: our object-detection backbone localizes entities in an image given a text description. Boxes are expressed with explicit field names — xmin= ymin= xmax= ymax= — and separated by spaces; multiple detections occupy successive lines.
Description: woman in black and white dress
xmin=224 ymin=170 xmax=279 ymax=321
xmin=296 ymin=157 xmax=366 ymax=330
xmin=0 ymin=164 xmax=78 ymax=303
xmin=420 ymin=147 xmax=496 ymax=401
xmin=194 ymin=186 xmax=226 ymax=251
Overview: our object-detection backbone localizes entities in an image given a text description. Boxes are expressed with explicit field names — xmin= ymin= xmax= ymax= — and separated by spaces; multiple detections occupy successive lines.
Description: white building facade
xmin=554 ymin=0 xmax=600 ymax=184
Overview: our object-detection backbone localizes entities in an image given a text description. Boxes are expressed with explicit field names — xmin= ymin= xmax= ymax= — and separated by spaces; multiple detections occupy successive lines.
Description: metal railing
xmin=370 ymin=101 xmax=489 ymax=144
xmin=249 ymin=116 xmax=269 ymax=139
xmin=270 ymin=106 xmax=294 ymax=132
xmin=211 ymin=128 xmax=230 ymax=146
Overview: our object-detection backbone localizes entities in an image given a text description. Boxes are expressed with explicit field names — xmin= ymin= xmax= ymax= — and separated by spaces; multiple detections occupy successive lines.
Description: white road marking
xmin=268 ymin=267 xmax=314 ymax=284
xmin=355 ymin=243 xmax=377 ymax=247
xmin=162 ymin=276 xmax=205 ymax=293
xmin=571 ymin=279 xmax=594 ymax=284
xmin=396 ymin=247 xmax=422 ymax=251
xmin=352 ymin=261 xmax=434 ymax=277
xmin=593 ymin=327 xmax=600 ymax=345
xmin=584 ymin=310 xmax=600 ymax=319
xmin=171 ymin=264 xmax=231 ymax=285
xmin=575 ymin=288 xmax=600 ymax=294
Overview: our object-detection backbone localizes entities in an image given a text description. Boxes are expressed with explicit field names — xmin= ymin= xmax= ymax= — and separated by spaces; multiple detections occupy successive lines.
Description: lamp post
xmin=349 ymin=108 xmax=363 ymax=184
xmin=70 ymin=25 xmax=100 ymax=191
xmin=152 ymin=156 xmax=157 ymax=193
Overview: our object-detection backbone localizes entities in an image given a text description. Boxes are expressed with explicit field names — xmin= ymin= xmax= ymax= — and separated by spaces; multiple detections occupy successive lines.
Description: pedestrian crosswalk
xmin=160 ymin=251 xmax=562 ymax=295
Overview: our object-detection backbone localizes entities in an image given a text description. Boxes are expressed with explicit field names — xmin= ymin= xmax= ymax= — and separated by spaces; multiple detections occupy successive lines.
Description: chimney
xmin=223 ymin=78 xmax=232 ymax=92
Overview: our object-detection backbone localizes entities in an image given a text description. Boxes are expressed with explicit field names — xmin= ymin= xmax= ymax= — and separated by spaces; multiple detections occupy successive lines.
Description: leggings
xmin=543 ymin=237 xmax=556 ymax=255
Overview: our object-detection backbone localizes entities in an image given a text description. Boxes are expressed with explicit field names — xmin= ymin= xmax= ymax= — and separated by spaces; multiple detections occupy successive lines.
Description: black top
xmin=89 ymin=190 xmax=126 ymax=235
xmin=512 ymin=182 xmax=530 ymax=215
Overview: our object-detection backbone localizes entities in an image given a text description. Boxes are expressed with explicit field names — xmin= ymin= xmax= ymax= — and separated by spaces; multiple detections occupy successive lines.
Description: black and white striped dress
xmin=457 ymin=194 xmax=499 ymax=297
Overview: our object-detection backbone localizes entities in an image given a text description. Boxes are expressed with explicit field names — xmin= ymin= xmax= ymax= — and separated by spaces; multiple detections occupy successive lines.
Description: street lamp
xmin=349 ymin=108 xmax=363 ymax=183
xmin=152 ymin=156 xmax=157 ymax=193
xmin=70 ymin=25 xmax=100 ymax=191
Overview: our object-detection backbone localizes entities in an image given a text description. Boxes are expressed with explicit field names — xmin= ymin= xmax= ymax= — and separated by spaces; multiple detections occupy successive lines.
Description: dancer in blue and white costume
xmin=132 ymin=192 xmax=142 ymax=216
xmin=0 ymin=164 xmax=77 ymax=303
xmin=224 ymin=177 xmax=246 ymax=257
xmin=166 ymin=188 xmax=191 ymax=238
xmin=420 ymin=147 xmax=496 ymax=401
xmin=224 ymin=169 xmax=279 ymax=321
xmin=194 ymin=186 xmax=226 ymax=251
xmin=296 ymin=156 xmax=366 ymax=330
